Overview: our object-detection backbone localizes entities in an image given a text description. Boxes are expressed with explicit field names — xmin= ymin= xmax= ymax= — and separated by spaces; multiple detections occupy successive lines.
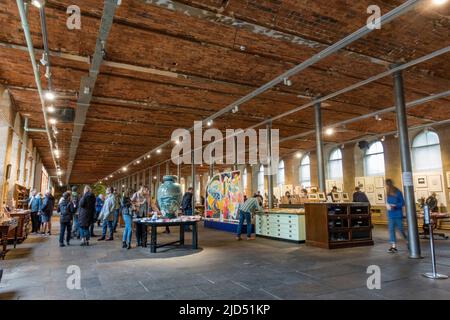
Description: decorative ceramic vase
xmin=157 ymin=175 xmax=182 ymax=218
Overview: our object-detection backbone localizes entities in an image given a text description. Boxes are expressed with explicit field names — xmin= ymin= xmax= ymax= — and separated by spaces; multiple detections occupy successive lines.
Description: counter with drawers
xmin=255 ymin=209 xmax=306 ymax=243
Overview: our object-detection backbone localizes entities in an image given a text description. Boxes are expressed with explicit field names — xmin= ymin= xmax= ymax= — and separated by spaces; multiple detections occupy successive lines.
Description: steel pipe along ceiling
xmin=16 ymin=0 xmax=59 ymax=182
xmin=104 ymin=0 xmax=424 ymax=182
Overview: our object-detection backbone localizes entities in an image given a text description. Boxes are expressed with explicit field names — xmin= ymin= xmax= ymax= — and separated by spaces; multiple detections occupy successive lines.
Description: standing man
xmin=78 ymin=185 xmax=96 ymax=246
xmin=236 ymin=194 xmax=262 ymax=241
xmin=97 ymin=187 xmax=115 ymax=241
xmin=28 ymin=189 xmax=42 ymax=234
xmin=352 ymin=186 xmax=370 ymax=203
xmin=40 ymin=189 xmax=55 ymax=236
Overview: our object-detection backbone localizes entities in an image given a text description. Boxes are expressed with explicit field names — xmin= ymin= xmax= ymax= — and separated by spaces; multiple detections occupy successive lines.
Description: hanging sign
xmin=402 ymin=171 xmax=413 ymax=187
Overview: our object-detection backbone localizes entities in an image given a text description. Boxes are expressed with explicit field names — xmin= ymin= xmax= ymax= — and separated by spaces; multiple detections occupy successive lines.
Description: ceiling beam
xmin=65 ymin=0 xmax=120 ymax=184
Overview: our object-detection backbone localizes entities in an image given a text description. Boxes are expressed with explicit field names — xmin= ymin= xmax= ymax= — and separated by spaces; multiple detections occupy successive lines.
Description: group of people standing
xmin=29 ymin=184 xmax=195 ymax=250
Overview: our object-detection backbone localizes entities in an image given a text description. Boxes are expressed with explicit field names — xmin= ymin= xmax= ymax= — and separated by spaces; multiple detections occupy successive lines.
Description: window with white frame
xmin=328 ymin=148 xmax=343 ymax=180
xmin=257 ymin=164 xmax=265 ymax=195
xmin=364 ymin=141 xmax=385 ymax=176
xmin=277 ymin=160 xmax=285 ymax=188
xmin=299 ymin=155 xmax=311 ymax=188
xmin=412 ymin=130 xmax=442 ymax=172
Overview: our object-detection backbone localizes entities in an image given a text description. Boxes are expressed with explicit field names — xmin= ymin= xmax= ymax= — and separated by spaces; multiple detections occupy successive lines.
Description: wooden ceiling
xmin=0 ymin=0 xmax=449 ymax=184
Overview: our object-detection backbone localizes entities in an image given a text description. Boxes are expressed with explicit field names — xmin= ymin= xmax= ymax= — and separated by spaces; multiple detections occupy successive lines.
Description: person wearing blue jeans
xmin=386 ymin=179 xmax=407 ymax=253
xmin=97 ymin=187 xmax=115 ymax=241
xmin=113 ymin=209 xmax=120 ymax=232
xmin=236 ymin=194 xmax=262 ymax=240
xmin=121 ymin=191 xmax=133 ymax=249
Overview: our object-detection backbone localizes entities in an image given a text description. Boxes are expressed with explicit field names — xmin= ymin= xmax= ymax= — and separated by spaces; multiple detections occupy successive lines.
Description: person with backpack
xmin=78 ymin=185 xmax=96 ymax=246
xmin=57 ymin=192 xmax=75 ymax=247
xmin=40 ymin=189 xmax=55 ymax=236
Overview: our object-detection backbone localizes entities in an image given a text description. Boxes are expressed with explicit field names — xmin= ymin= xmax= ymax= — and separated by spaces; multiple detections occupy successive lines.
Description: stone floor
xmin=1 ymin=220 xmax=450 ymax=300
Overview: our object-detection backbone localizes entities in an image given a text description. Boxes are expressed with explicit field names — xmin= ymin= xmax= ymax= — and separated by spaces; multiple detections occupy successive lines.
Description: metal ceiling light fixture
xmin=44 ymin=91 xmax=55 ymax=100
xmin=31 ymin=0 xmax=44 ymax=8
xmin=432 ymin=0 xmax=447 ymax=5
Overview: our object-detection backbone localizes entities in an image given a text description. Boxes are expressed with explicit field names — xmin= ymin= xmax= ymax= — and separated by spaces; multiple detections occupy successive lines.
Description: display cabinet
xmin=255 ymin=209 xmax=306 ymax=243
xmin=304 ymin=203 xmax=373 ymax=249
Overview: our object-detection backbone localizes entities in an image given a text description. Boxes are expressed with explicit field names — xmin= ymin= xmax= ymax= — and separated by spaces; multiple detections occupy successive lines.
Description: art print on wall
xmin=375 ymin=188 xmax=385 ymax=204
xmin=366 ymin=184 xmax=375 ymax=193
xmin=428 ymin=175 xmax=442 ymax=192
xmin=414 ymin=175 xmax=428 ymax=188
xmin=355 ymin=177 xmax=365 ymax=190
xmin=374 ymin=176 xmax=384 ymax=189
xmin=446 ymin=172 xmax=450 ymax=188
xmin=364 ymin=176 xmax=375 ymax=188
xmin=205 ymin=170 xmax=243 ymax=221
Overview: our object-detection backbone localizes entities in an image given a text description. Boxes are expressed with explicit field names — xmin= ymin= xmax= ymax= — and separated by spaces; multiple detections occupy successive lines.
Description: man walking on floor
xmin=97 ymin=187 xmax=115 ymax=241
xmin=236 ymin=193 xmax=262 ymax=241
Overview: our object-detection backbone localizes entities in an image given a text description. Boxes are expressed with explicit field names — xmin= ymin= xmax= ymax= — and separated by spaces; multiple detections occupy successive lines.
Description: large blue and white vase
xmin=157 ymin=175 xmax=182 ymax=218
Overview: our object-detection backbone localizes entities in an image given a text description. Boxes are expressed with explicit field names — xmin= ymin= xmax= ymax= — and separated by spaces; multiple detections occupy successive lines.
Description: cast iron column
xmin=177 ymin=159 xmax=181 ymax=183
xmin=156 ymin=166 xmax=160 ymax=192
xmin=314 ymin=101 xmax=326 ymax=192
xmin=266 ymin=122 xmax=273 ymax=209
xmin=393 ymin=66 xmax=421 ymax=259
xmin=191 ymin=150 xmax=196 ymax=213
xmin=233 ymin=135 xmax=238 ymax=171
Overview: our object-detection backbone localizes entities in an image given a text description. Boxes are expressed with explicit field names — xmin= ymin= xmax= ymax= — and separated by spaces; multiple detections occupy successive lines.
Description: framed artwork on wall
xmin=336 ymin=182 xmax=344 ymax=192
xmin=364 ymin=176 xmax=375 ymax=187
xmin=375 ymin=188 xmax=385 ymax=204
xmin=446 ymin=172 xmax=450 ymax=188
xmin=367 ymin=193 xmax=376 ymax=205
xmin=414 ymin=175 xmax=428 ymax=188
xmin=355 ymin=177 xmax=365 ymax=190
xmin=366 ymin=184 xmax=375 ymax=193
xmin=428 ymin=175 xmax=442 ymax=192
xmin=374 ymin=176 xmax=384 ymax=188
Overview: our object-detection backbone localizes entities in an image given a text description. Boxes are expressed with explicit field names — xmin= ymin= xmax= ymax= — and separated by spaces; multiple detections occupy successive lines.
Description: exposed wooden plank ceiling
xmin=0 ymin=0 xmax=449 ymax=184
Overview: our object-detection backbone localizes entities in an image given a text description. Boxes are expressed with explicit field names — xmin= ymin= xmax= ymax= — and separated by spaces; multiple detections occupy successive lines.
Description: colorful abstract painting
xmin=205 ymin=170 xmax=243 ymax=221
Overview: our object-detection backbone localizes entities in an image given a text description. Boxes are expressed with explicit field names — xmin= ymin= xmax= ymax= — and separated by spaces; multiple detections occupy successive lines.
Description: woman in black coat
xmin=78 ymin=185 xmax=97 ymax=246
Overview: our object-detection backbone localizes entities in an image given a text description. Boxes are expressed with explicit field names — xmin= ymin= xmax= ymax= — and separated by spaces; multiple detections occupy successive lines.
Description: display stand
xmin=422 ymin=205 xmax=448 ymax=280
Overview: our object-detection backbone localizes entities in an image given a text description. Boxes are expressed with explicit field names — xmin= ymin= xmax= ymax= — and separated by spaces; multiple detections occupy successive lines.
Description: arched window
xmin=257 ymin=164 xmax=265 ymax=194
xmin=328 ymin=148 xmax=343 ymax=180
xmin=364 ymin=141 xmax=385 ymax=176
xmin=277 ymin=160 xmax=285 ymax=187
xmin=299 ymin=155 xmax=311 ymax=188
xmin=412 ymin=130 xmax=442 ymax=172
xmin=242 ymin=167 xmax=248 ymax=191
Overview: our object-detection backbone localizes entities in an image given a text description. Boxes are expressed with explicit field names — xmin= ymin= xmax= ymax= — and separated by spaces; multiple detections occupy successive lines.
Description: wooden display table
xmin=0 ymin=219 xmax=18 ymax=260
xmin=7 ymin=209 xmax=31 ymax=242
xmin=305 ymin=202 xmax=373 ymax=249
xmin=256 ymin=209 xmax=306 ymax=243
